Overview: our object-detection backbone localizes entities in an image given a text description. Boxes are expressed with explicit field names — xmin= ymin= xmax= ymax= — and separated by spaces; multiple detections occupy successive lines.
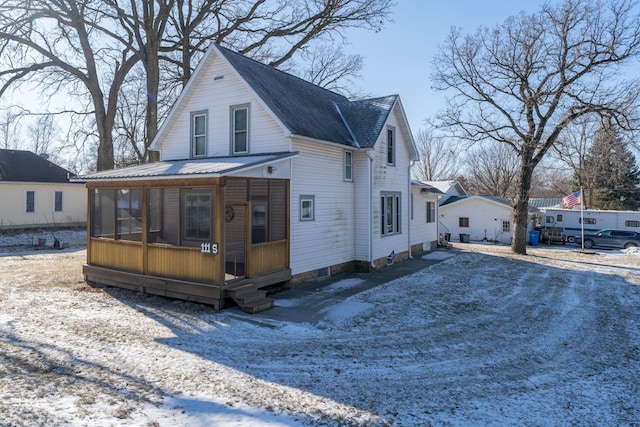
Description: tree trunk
xmin=511 ymin=161 xmax=535 ymax=255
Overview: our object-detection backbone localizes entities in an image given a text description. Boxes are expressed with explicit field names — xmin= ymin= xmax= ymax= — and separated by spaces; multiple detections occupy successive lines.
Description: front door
xmin=225 ymin=204 xmax=247 ymax=281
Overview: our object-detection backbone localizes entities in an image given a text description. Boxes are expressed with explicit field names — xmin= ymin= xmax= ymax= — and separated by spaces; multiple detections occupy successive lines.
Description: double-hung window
xmin=25 ymin=191 xmax=35 ymax=213
xmin=231 ymin=105 xmax=249 ymax=154
xmin=381 ymin=192 xmax=401 ymax=235
xmin=426 ymin=201 xmax=436 ymax=223
xmin=386 ymin=127 xmax=395 ymax=165
xmin=344 ymin=151 xmax=353 ymax=181
xmin=191 ymin=111 xmax=207 ymax=157
xmin=54 ymin=191 xmax=63 ymax=212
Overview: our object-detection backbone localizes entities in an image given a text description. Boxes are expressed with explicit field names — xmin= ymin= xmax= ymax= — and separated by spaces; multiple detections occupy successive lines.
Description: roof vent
xmin=214 ymin=75 xmax=224 ymax=81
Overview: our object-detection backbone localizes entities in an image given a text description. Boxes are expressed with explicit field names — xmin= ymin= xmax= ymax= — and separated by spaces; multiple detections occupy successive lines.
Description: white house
xmin=79 ymin=44 xmax=434 ymax=311
xmin=424 ymin=180 xmax=468 ymax=204
xmin=439 ymin=195 xmax=514 ymax=244
xmin=0 ymin=149 xmax=86 ymax=230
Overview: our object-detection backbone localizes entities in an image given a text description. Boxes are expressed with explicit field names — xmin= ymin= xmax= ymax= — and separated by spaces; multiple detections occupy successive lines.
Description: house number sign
xmin=200 ymin=242 xmax=218 ymax=254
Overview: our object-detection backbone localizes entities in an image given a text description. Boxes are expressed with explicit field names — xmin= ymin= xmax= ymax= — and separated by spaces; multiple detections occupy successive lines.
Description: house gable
xmin=0 ymin=149 xmax=74 ymax=183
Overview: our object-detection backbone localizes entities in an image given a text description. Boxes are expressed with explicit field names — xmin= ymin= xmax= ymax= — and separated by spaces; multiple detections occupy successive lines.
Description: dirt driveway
xmin=0 ymin=244 xmax=639 ymax=426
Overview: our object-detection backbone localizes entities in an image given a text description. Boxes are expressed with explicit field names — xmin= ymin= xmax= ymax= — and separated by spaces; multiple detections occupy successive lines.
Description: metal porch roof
xmin=78 ymin=152 xmax=298 ymax=181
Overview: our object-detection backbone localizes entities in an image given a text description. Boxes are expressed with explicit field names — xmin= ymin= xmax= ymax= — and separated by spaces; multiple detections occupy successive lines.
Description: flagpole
xmin=580 ymin=187 xmax=584 ymax=252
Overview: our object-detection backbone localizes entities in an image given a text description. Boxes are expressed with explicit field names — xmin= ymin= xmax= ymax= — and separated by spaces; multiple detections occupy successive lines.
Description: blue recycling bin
xmin=529 ymin=230 xmax=540 ymax=246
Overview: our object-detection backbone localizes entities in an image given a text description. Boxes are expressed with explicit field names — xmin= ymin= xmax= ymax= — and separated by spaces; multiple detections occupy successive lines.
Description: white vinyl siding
xmin=157 ymin=54 xmax=286 ymax=161
xmin=289 ymin=140 xmax=356 ymax=275
xmin=439 ymin=197 xmax=514 ymax=244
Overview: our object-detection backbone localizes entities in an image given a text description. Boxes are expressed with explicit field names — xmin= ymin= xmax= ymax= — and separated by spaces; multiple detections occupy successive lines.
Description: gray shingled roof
xmin=0 ymin=149 xmax=74 ymax=183
xmin=216 ymin=45 xmax=395 ymax=148
xmin=79 ymin=152 xmax=297 ymax=181
xmin=440 ymin=195 xmax=512 ymax=207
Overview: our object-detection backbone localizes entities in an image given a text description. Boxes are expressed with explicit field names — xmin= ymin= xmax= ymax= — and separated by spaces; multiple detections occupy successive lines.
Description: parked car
xmin=575 ymin=229 xmax=640 ymax=249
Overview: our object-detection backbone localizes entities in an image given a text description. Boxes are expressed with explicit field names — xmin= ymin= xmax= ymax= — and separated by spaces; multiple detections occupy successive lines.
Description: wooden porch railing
xmin=88 ymin=238 xmax=143 ymax=273
xmin=247 ymin=239 xmax=288 ymax=276
xmin=147 ymin=244 xmax=220 ymax=284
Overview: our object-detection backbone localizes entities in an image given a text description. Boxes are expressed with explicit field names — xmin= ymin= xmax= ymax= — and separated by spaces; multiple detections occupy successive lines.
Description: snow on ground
xmin=1 ymin=234 xmax=639 ymax=426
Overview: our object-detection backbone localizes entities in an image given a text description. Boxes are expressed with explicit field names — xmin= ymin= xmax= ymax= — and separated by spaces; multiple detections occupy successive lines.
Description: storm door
xmin=224 ymin=204 xmax=247 ymax=281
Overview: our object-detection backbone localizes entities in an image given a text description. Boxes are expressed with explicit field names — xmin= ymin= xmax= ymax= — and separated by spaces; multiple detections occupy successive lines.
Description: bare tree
xmin=28 ymin=115 xmax=59 ymax=156
xmin=413 ymin=126 xmax=461 ymax=182
xmin=0 ymin=0 xmax=140 ymax=171
xmin=299 ymin=45 xmax=364 ymax=97
xmin=464 ymin=142 xmax=519 ymax=198
xmin=0 ymin=109 xmax=20 ymax=149
xmin=432 ymin=0 xmax=640 ymax=254
xmin=1 ymin=0 xmax=394 ymax=170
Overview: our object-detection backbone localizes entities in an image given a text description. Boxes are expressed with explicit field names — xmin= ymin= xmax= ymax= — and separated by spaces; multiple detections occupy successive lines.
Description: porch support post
xmin=216 ymin=179 xmax=226 ymax=285
xmin=141 ymin=185 xmax=148 ymax=275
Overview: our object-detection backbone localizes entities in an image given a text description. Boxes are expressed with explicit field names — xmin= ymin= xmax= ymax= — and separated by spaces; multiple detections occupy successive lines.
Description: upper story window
xmin=191 ymin=111 xmax=207 ymax=157
xmin=386 ymin=127 xmax=395 ymax=165
xmin=231 ymin=105 xmax=249 ymax=154
xmin=344 ymin=151 xmax=353 ymax=181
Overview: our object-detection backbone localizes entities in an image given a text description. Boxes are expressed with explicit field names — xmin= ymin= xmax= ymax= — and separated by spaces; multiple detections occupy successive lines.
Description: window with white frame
xmin=191 ymin=111 xmax=207 ymax=157
xmin=344 ymin=151 xmax=353 ymax=181
xmin=300 ymin=195 xmax=315 ymax=221
xmin=426 ymin=201 xmax=436 ymax=223
xmin=381 ymin=192 xmax=401 ymax=235
xmin=25 ymin=191 xmax=35 ymax=213
xmin=502 ymin=220 xmax=511 ymax=232
xmin=386 ymin=127 xmax=395 ymax=165
xmin=459 ymin=217 xmax=469 ymax=228
xmin=54 ymin=191 xmax=63 ymax=212
xmin=231 ymin=105 xmax=249 ymax=154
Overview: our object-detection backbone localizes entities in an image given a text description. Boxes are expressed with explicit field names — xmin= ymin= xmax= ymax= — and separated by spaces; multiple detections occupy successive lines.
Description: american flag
xmin=562 ymin=190 xmax=582 ymax=209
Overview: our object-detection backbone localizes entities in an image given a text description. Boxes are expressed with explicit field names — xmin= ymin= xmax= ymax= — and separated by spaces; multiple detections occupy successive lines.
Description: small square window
xmin=459 ymin=217 xmax=469 ymax=228
xmin=300 ymin=195 xmax=315 ymax=221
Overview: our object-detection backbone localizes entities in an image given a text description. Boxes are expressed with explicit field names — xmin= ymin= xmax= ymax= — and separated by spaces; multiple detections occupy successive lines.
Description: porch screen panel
xmin=270 ymin=180 xmax=287 ymax=241
xmin=116 ymin=189 xmax=143 ymax=241
xmin=250 ymin=180 xmax=268 ymax=244
xmin=182 ymin=188 xmax=215 ymax=247
xmin=91 ymin=189 xmax=116 ymax=238
xmin=226 ymin=178 xmax=248 ymax=203
xmin=147 ymin=188 xmax=179 ymax=246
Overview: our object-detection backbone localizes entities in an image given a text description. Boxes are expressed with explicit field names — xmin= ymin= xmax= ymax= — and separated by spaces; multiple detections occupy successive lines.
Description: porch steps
xmin=226 ymin=282 xmax=274 ymax=314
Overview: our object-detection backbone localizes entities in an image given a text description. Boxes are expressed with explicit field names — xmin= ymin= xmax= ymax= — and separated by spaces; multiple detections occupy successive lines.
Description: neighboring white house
xmin=78 ymin=43 xmax=435 ymax=310
xmin=439 ymin=195 xmax=514 ymax=244
xmin=0 ymin=149 xmax=86 ymax=229
xmin=424 ymin=180 xmax=468 ymax=204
